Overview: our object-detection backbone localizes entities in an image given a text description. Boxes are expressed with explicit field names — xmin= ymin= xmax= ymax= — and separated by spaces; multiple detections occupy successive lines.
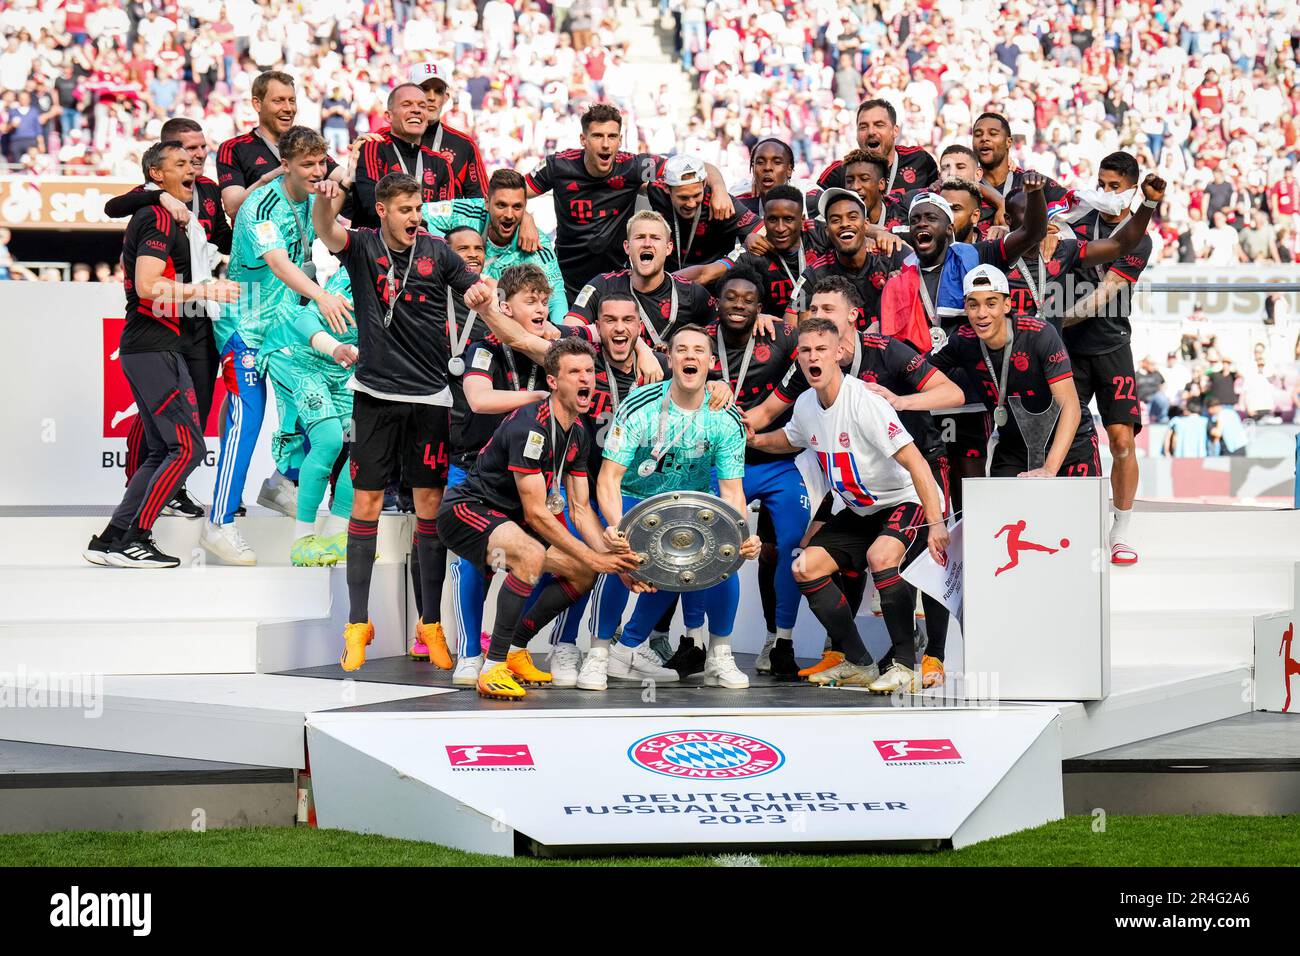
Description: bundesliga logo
xmin=628 ymin=730 xmax=785 ymax=779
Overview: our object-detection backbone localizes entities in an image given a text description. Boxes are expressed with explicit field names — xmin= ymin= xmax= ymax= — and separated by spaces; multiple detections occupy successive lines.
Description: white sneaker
xmin=754 ymin=633 xmax=777 ymax=673
xmin=608 ymin=641 xmax=680 ymax=682
xmin=549 ymin=643 xmax=582 ymax=688
xmin=452 ymin=654 xmax=483 ymax=687
xmin=200 ymin=521 xmax=256 ymax=566
xmin=576 ymin=646 xmax=609 ymax=691
xmin=257 ymin=473 xmax=297 ymax=517
xmin=704 ymin=646 xmax=749 ymax=689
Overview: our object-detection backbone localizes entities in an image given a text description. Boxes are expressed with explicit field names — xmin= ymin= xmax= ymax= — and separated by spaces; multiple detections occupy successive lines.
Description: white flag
xmin=902 ymin=517 xmax=963 ymax=621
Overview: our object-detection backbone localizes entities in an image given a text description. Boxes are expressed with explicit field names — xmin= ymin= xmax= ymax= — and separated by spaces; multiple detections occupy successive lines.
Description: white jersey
xmin=783 ymin=375 xmax=919 ymax=516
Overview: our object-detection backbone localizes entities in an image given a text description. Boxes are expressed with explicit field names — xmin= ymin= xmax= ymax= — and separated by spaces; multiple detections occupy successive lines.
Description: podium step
xmin=1110 ymin=607 xmax=1278 ymax=668
xmin=1110 ymin=557 xmax=1294 ymax=612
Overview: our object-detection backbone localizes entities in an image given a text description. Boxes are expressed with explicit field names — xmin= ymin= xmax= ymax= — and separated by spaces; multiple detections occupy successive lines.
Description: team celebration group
xmin=85 ymin=61 xmax=1167 ymax=700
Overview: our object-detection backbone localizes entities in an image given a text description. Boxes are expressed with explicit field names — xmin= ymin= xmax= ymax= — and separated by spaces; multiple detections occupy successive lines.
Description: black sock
xmin=873 ymin=567 xmax=916 ymax=670
xmin=758 ymin=545 xmax=777 ymax=634
xmin=102 ymin=522 xmax=127 ymax=543
xmin=653 ymin=598 xmax=676 ymax=635
xmin=921 ymin=593 xmax=949 ymax=662
xmin=486 ymin=572 xmax=533 ymax=662
xmin=839 ymin=569 xmax=869 ymax=616
xmin=797 ymin=575 xmax=871 ymax=665
xmin=408 ymin=528 xmax=422 ymax=618
xmin=515 ymin=578 xmax=581 ymax=648
xmin=415 ymin=518 xmax=446 ymax=625
xmin=346 ymin=518 xmax=379 ymax=624
xmin=774 ymin=636 xmax=793 ymax=650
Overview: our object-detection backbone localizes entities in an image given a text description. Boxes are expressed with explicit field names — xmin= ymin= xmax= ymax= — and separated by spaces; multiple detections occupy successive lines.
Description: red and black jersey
xmin=976 ymin=169 xmax=1068 ymax=238
xmin=216 ymin=128 xmax=337 ymax=194
xmin=421 ymin=120 xmax=486 ymax=200
xmin=706 ymin=321 xmax=803 ymax=464
xmin=818 ymin=145 xmax=938 ymax=202
xmin=1006 ymin=236 xmax=1087 ymax=328
xmin=806 ymin=194 xmax=906 ymax=249
xmin=583 ymin=349 xmax=670 ymax=481
xmin=929 ymin=317 xmax=1095 ymax=463
xmin=727 ymin=231 xmax=829 ymax=317
xmin=335 ymin=228 xmax=480 ymax=398
xmin=452 ymin=398 xmax=592 ymax=526
xmin=645 ymin=181 xmax=760 ymax=270
xmin=120 ymin=205 xmax=192 ymax=354
xmin=454 ymin=324 xmax=597 ymax=469
xmin=567 ymin=270 xmax=714 ymax=348
xmin=799 ymin=250 xmax=897 ymax=331
xmin=1062 ymin=210 xmax=1154 ymax=357
xmin=526 ymin=148 xmax=665 ymax=297
xmin=351 ymin=133 xmax=455 ymax=229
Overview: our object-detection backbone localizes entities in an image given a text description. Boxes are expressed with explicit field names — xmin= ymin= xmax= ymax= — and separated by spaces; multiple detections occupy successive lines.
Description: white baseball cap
xmin=909 ymin=191 xmax=954 ymax=222
xmin=962 ymin=263 xmax=1010 ymax=297
xmin=817 ymin=186 xmax=866 ymax=219
xmin=409 ymin=62 xmax=453 ymax=89
xmin=662 ymin=154 xmax=707 ymax=187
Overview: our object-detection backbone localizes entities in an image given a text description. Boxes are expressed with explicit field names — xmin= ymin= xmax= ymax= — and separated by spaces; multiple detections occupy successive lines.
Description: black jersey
xmin=454 ymin=324 xmax=597 ymax=469
xmin=351 ymin=133 xmax=455 ymax=229
xmin=120 ymin=204 xmax=193 ymax=354
xmin=727 ymin=231 xmax=827 ymax=316
xmin=336 ymin=228 xmax=480 ymax=398
xmin=1062 ymin=211 xmax=1154 ymax=357
xmin=645 ymin=180 xmax=760 ymax=270
xmin=567 ymin=270 xmax=714 ymax=348
xmin=583 ymin=349 xmax=671 ymax=482
xmin=976 ymin=169 xmax=1068 ymax=239
xmin=440 ymin=297 xmax=495 ymax=460
xmin=216 ymin=128 xmax=337 ymax=193
xmin=807 ymin=195 xmax=906 ymax=251
xmin=706 ymin=321 xmax=804 ymax=464
xmin=452 ymin=398 xmax=592 ymax=525
xmin=818 ymin=144 xmax=938 ymax=202
xmin=421 ymin=120 xmax=486 ymax=200
xmin=929 ymin=317 xmax=1095 ymax=464
xmin=800 ymin=250 xmax=897 ymax=331
xmin=526 ymin=148 xmax=665 ymax=297
xmin=1006 ymin=236 xmax=1088 ymax=329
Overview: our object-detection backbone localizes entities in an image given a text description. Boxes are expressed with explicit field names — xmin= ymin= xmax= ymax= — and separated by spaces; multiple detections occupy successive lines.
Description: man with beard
xmin=794 ymin=189 xmax=897 ymax=331
xmin=350 ymin=84 xmax=456 ymax=229
xmin=578 ymin=325 xmax=760 ymax=692
xmin=104 ymin=116 xmax=233 ymax=520
xmin=438 ymin=338 xmax=641 ymax=700
xmin=749 ymin=317 xmax=949 ymax=694
xmin=525 ymin=103 xmax=731 ymax=300
xmin=972 ymin=112 xmax=1066 ymax=237
xmin=929 ymin=265 xmax=1098 ymax=479
xmin=1002 ymin=173 xmax=1166 ymax=326
xmin=423 ymin=169 xmax=566 ymax=323
xmin=408 ymin=61 xmax=487 ymax=200
xmin=566 ymin=211 xmax=716 ymax=349
xmin=744 ymin=276 xmax=964 ymax=687
xmin=216 ymin=71 xmax=341 ymax=219
xmin=816 ymin=99 xmax=938 ymax=203
xmin=646 ymin=154 xmax=761 ymax=271
xmin=1057 ymin=152 xmax=1163 ymax=567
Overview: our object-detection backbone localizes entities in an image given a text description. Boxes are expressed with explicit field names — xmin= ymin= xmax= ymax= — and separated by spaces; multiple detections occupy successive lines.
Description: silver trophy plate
xmin=617 ymin=490 xmax=747 ymax=591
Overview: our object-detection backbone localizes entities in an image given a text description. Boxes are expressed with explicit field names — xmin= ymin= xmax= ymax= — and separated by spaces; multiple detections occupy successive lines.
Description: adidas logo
xmin=887 ymin=422 xmax=902 ymax=439
xmin=255 ymin=156 xmax=268 ymax=165
xmin=566 ymin=181 xmax=579 ymax=191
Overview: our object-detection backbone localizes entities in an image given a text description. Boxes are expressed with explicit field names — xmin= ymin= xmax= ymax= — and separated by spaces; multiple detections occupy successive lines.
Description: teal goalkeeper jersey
xmin=603 ymin=381 xmax=747 ymax=500
xmin=421 ymin=198 xmax=568 ymax=324
xmin=217 ymin=177 xmax=316 ymax=350
xmin=259 ymin=267 xmax=356 ymax=385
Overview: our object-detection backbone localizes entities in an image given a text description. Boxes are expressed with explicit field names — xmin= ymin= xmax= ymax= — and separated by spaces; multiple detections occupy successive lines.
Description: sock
xmin=322 ymin=512 xmax=346 ymax=535
xmin=345 ymin=518 xmax=379 ymax=623
xmin=649 ymin=628 xmax=670 ymax=642
xmin=681 ymin=625 xmax=704 ymax=648
xmin=485 ymin=571 xmax=533 ymax=662
xmin=921 ymin=593 xmax=949 ymax=661
xmin=101 ymin=521 xmax=127 ymax=543
xmin=758 ymin=546 xmax=777 ymax=634
xmin=709 ymin=633 xmax=731 ymax=654
xmin=873 ymin=567 xmax=917 ymax=670
xmin=1111 ymin=506 xmax=1132 ymax=540
xmin=295 ymin=519 xmax=315 ymax=539
xmin=408 ymin=529 xmax=422 ymax=618
xmin=797 ymin=575 xmax=871 ymax=665
xmin=415 ymin=518 xmax=446 ymax=625
xmin=514 ymin=578 xmax=582 ymax=648
xmin=590 ymin=637 xmax=611 ymax=651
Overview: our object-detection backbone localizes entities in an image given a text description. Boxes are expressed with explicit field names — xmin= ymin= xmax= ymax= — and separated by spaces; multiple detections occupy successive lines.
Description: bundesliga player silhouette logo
xmin=994 ymin=519 xmax=1069 ymax=576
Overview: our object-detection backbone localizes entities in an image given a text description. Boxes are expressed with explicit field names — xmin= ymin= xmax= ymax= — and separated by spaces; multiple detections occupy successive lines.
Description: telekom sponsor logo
xmin=445 ymin=745 xmax=534 ymax=767
xmin=873 ymin=739 xmax=962 ymax=763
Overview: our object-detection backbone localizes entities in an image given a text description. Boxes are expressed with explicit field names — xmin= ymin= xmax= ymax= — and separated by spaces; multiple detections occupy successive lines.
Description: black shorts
xmin=436 ymin=493 xmax=516 ymax=570
xmin=935 ymin=408 xmax=992 ymax=462
xmin=807 ymin=501 xmax=926 ymax=574
xmin=1071 ymin=347 xmax=1143 ymax=434
xmin=989 ymin=434 xmax=1101 ymax=477
xmin=349 ymin=391 xmax=450 ymax=491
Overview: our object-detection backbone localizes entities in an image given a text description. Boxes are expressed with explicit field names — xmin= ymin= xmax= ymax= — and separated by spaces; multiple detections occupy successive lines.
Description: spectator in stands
xmin=1137 ymin=355 xmax=1168 ymax=423
xmin=1165 ymin=401 xmax=1211 ymax=458
xmin=1206 ymin=395 xmax=1249 ymax=456
xmin=1239 ymin=210 xmax=1281 ymax=263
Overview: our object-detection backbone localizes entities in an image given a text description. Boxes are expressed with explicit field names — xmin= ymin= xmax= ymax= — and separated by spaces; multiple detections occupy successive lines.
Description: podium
xmin=962 ymin=478 xmax=1111 ymax=700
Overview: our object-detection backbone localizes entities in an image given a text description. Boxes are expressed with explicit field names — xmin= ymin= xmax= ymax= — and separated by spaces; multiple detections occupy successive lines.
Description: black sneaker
xmin=662 ymin=638 xmax=696 ymax=672
xmin=163 ymin=487 xmax=205 ymax=519
xmin=104 ymin=533 xmax=181 ymax=569
xmin=82 ymin=533 xmax=116 ymax=566
xmin=671 ymin=643 xmax=707 ymax=679
xmin=234 ymin=502 xmax=247 ymax=517
xmin=382 ymin=487 xmax=400 ymax=513
xmin=768 ymin=641 xmax=801 ymax=681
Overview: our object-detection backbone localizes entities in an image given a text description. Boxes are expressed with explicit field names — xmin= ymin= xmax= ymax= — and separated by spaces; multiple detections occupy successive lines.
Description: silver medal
xmin=930 ymin=326 xmax=948 ymax=350
xmin=993 ymin=406 xmax=1008 ymax=428
xmin=447 ymin=355 xmax=465 ymax=377
xmin=547 ymin=492 xmax=565 ymax=514
xmin=638 ymin=459 xmax=659 ymax=478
